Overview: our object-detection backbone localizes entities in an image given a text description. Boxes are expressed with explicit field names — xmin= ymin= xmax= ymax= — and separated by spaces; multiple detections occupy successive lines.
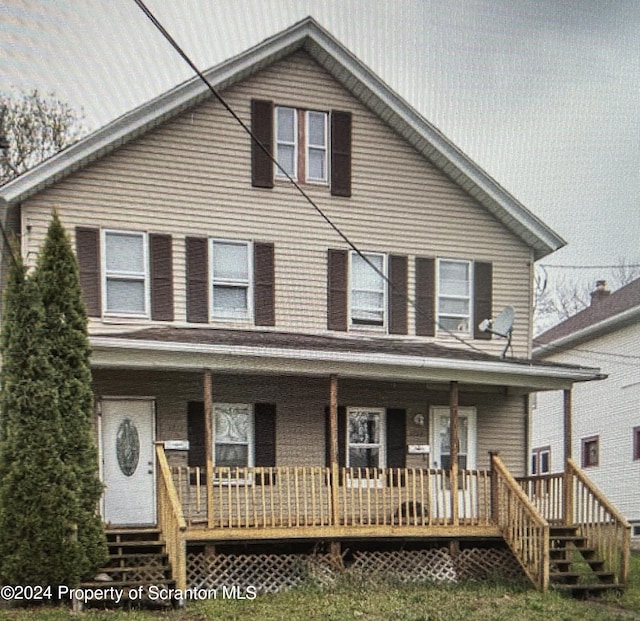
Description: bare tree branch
xmin=0 ymin=89 xmax=85 ymax=185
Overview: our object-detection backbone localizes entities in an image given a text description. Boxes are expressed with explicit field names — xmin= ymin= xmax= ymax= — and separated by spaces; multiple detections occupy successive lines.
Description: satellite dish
xmin=492 ymin=306 xmax=515 ymax=338
xmin=478 ymin=306 xmax=515 ymax=358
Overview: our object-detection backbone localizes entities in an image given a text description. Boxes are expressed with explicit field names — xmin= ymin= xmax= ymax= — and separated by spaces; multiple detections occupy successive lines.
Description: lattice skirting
xmin=186 ymin=547 xmax=524 ymax=593
xmin=187 ymin=552 xmax=338 ymax=594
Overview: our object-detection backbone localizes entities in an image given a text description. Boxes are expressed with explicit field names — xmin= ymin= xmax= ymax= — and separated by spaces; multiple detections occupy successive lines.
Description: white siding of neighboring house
xmin=20 ymin=50 xmax=534 ymax=357
xmin=530 ymin=321 xmax=640 ymax=538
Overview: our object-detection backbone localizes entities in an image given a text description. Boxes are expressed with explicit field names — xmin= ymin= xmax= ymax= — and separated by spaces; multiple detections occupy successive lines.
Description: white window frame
xmin=305 ymin=110 xmax=328 ymax=183
xmin=346 ymin=407 xmax=386 ymax=489
xmin=275 ymin=106 xmax=298 ymax=180
xmin=213 ymin=403 xmax=255 ymax=485
xmin=102 ymin=229 xmax=149 ymax=318
xmin=349 ymin=251 xmax=387 ymax=330
xmin=210 ymin=239 xmax=253 ymax=322
xmin=436 ymin=258 xmax=473 ymax=335
xmin=429 ymin=406 xmax=477 ymax=471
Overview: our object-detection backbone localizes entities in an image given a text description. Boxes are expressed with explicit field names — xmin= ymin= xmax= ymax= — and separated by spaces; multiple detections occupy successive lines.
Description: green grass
xmin=0 ymin=553 xmax=638 ymax=621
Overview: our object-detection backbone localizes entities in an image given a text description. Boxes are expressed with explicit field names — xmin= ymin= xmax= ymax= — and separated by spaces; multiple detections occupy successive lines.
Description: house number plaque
xmin=116 ymin=418 xmax=140 ymax=477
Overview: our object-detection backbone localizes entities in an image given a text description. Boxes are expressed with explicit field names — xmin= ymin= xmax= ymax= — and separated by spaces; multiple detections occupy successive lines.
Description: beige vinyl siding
xmin=93 ymin=370 xmax=525 ymax=475
xmin=22 ymin=50 xmax=533 ymax=355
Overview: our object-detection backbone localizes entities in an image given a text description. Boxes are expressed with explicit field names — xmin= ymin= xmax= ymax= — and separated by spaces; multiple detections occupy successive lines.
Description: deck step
xmin=550 ymin=571 xmax=616 ymax=585
xmin=546 ymin=525 xmax=621 ymax=598
xmin=79 ymin=528 xmax=175 ymax=607
xmin=553 ymin=583 xmax=624 ymax=598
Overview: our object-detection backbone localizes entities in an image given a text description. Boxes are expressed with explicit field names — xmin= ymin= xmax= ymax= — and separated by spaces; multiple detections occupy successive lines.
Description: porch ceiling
xmin=90 ymin=327 xmax=603 ymax=391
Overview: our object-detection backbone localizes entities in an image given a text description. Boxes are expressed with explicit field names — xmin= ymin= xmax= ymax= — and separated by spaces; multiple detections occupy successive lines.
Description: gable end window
xmin=634 ymin=427 xmax=640 ymax=461
xmin=251 ymin=99 xmax=350 ymax=195
xmin=275 ymin=106 xmax=328 ymax=183
xmin=582 ymin=435 xmax=599 ymax=468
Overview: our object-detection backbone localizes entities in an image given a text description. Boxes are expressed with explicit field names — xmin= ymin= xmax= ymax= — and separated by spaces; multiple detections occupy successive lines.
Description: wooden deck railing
xmin=567 ymin=459 xmax=631 ymax=585
xmin=490 ymin=453 xmax=549 ymax=591
xmin=170 ymin=465 xmax=492 ymax=529
xmin=156 ymin=444 xmax=187 ymax=590
xmin=517 ymin=472 xmax=564 ymax=523
xmin=517 ymin=460 xmax=631 ymax=586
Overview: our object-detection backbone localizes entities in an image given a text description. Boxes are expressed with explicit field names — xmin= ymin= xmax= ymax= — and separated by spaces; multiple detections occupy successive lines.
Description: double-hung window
xmin=347 ymin=408 xmax=385 ymax=470
xmin=306 ymin=111 xmax=328 ymax=182
xmin=103 ymin=230 xmax=148 ymax=316
xmin=211 ymin=240 xmax=252 ymax=320
xmin=437 ymin=259 xmax=472 ymax=333
xmin=275 ymin=106 xmax=328 ymax=183
xmin=275 ymin=106 xmax=297 ymax=179
xmin=214 ymin=403 xmax=254 ymax=483
xmin=350 ymin=251 xmax=386 ymax=328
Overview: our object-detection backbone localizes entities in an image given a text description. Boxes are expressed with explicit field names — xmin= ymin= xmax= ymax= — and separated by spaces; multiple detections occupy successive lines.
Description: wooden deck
xmin=154 ymin=446 xmax=630 ymax=594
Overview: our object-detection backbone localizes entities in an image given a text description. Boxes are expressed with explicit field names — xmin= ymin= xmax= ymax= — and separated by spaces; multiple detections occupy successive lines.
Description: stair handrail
xmin=567 ymin=458 xmax=631 ymax=585
xmin=490 ymin=452 xmax=549 ymax=591
xmin=156 ymin=443 xmax=187 ymax=591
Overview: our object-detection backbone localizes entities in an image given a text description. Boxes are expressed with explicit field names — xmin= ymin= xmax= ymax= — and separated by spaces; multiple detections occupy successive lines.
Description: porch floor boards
xmin=183 ymin=523 xmax=502 ymax=542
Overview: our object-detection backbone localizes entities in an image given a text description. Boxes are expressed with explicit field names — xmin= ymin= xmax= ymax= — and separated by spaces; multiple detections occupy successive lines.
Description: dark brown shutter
xmin=325 ymin=406 xmax=347 ymax=468
xmin=415 ymin=257 xmax=435 ymax=336
xmin=254 ymin=403 xmax=276 ymax=467
xmin=386 ymin=409 xmax=407 ymax=468
xmin=327 ymin=249 xmax=348 ymax=331
xmin=187 ymin=402 xmax=206 ymax=468
xmin=254 ymin=242 xmax=275 ymax=326
xmin=331 ymin=110 xmax=352 ymax=197
xmin=254 ymin=403 xmax=276 ymax=486
xmin=251 ymin=99 xmax=274 ymax=188
xmin=75 ymin=227 xmax=101 ymax=317
xmin=149 ymin=233 xmax=174 ymax=321
xmin=186 ymin=237 xmax=208 ymax=323
xmin=473 ymin=262 xmax=493 ymax=340
xmin=389 ymin=255 xmax=408 ymax=335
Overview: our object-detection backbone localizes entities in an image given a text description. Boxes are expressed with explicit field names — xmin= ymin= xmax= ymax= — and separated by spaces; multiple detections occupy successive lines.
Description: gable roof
xmin=533 ymin=277 xmax=640 ymax=357
xmin=0 ymin=16 xmax=564 ymax=259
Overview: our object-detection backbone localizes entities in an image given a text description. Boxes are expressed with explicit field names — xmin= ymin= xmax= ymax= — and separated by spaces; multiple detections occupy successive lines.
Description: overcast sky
xmin=1 ymin=0 xmax=638 ymax=292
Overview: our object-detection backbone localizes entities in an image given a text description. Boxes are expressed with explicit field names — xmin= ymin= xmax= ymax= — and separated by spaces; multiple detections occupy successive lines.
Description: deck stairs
xmin=80 ymin=528 xmax=175 ymax=604
xmin=548 ymin=525 xmax=620 ymax=597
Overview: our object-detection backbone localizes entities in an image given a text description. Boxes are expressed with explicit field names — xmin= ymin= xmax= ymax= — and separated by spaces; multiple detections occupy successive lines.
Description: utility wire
xmin=132 ymin=0 xmax=489 ymax=354
xmin=538 ymin=264 xmax=640 ymax=270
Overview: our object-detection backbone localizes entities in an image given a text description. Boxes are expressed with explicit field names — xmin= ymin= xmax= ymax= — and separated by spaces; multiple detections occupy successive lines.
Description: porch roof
xmin=91 ymin=327 xmax=604 ymax=391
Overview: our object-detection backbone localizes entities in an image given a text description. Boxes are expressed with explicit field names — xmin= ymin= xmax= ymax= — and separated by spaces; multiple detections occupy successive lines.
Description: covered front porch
xmin=90 ymin=327 xmax=628 ymax=594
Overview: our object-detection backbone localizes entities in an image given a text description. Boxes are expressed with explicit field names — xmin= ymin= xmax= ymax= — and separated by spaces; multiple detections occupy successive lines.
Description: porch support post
xmin=204 ymin=369 xmax=215 ymax=529
xmin=329 ymin=374 xmax=340 ymax=527
xmin=449 ymin=381 xmax=459 ymax=526
xmin=563 ymin=388 xmax=574 ymax=525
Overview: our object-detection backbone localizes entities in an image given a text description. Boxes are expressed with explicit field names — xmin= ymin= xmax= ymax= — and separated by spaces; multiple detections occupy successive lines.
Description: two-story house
xmin=531 ymin=278 xmax=640 ymax=545
xmin=0 ymin=17 xmax=629 ymax=595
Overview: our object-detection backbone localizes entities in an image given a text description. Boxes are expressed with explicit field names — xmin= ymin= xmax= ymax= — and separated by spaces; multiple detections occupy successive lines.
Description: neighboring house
xmin=0 ymin=18 xmax=629 ymax=594
xmin=531 ymin=278 xmax=640 ymax=542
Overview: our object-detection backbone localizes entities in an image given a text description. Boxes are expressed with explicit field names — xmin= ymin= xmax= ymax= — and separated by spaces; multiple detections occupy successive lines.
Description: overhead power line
xmin=538 ymin=264 xmax=640 ymax=270
xmin=131 ymin=0 xmax=490 ymax=354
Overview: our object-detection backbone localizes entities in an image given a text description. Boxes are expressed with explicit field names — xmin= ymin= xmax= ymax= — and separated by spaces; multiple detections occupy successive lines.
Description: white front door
xmin=101 ymin=398 xmax=156 ymax=526
xmin=430 ymin=406 xmax=477 ymax=518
